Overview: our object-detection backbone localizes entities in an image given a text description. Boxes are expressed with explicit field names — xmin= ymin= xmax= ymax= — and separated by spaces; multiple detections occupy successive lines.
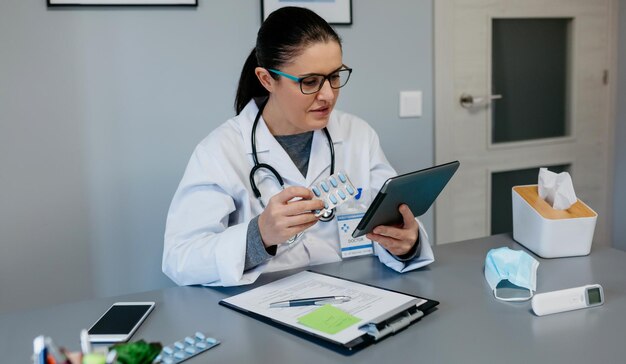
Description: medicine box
xmin=512 ymin=185 xmax=597 ymax=258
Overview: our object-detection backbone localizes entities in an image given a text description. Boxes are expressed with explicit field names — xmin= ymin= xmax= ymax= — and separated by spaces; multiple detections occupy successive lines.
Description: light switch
xmin=399 ymin=91 xmax=422 ymax=118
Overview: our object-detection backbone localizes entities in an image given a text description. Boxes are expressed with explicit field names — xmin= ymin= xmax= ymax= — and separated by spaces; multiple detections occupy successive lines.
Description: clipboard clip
xmin=359 ymin=307 xmax=424 ymax=341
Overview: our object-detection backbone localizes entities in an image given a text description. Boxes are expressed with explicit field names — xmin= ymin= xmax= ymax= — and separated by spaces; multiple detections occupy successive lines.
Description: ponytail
xmin=234 ymin=48 xmax=269 ymax=115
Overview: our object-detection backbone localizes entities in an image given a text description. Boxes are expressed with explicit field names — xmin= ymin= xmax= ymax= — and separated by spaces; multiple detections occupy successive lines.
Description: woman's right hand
xmin=258 ymin=186 xmax=325 ymax=247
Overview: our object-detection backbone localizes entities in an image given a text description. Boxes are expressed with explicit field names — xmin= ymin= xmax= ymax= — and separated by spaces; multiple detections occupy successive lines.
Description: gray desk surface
xmin=3 ymin=234 xmax=626 ymax=363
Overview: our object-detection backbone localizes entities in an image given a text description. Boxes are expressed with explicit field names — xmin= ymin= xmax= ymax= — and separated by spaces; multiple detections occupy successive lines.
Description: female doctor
xmin=163 ymin=6 xmax=433 ymax=286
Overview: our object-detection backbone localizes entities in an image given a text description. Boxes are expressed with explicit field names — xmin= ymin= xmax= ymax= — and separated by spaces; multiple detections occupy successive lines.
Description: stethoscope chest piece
xmin=318 ymin=208 xmax=335 ymax=222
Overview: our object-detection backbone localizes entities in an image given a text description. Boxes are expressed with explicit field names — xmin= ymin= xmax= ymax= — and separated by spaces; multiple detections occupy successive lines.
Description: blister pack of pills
xmin=311 ymin=171 xmax=357 ymax=217
xmin=153 ymin=332 xmax=219 ymax=364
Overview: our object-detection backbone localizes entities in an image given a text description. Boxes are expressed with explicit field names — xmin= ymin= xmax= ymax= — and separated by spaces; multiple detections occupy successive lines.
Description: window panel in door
xmin=492 ymin=18 xmax=571 ymax=143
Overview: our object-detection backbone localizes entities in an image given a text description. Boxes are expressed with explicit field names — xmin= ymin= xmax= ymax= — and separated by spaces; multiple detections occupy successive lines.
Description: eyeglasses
xmin=268 ymin=66 xmax=353 ymax=95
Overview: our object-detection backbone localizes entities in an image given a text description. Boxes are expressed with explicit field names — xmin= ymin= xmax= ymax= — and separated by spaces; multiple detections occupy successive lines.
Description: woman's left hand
xmin=366 ymin=204 xmax=419 ymax=256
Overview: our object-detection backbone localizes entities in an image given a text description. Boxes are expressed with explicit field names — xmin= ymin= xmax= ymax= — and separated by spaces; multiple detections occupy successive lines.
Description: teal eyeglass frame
xmin=268 ymin=66 xmax=353 ymax=95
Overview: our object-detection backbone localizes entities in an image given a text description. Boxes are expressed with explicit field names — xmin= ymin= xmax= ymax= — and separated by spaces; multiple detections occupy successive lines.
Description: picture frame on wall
xmin=48 ymin=0 xmax=197 ymax=5
xmin=261 ymin=0 xmax=352 ymax=25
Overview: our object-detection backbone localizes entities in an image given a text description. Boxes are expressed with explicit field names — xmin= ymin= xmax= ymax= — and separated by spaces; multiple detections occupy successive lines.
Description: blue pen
xmin=269 ymin=296 xmax=351 ymax=308
xmin=41 ymin=347 xmax=47 ymax=364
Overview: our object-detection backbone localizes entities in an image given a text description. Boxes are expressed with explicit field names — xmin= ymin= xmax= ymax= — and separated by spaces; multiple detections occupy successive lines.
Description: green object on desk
xmin=109 ymin=340 xmax=162 ymax=364
xmin=297 ymin=304 xmax=361 ymax=335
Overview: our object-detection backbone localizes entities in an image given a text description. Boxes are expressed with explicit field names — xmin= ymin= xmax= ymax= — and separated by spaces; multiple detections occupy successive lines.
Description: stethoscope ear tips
xmin=318 ymin=209 xmax=335 ymax=222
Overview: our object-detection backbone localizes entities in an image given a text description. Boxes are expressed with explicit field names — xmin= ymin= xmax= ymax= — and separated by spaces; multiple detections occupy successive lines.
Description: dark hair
xmin=234 ymin=7 xmax=342 ymax=114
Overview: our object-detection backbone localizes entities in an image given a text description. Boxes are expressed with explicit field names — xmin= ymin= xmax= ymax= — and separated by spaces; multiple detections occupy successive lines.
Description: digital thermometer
xmin=531 ymin=284 xmax=604 ymax=316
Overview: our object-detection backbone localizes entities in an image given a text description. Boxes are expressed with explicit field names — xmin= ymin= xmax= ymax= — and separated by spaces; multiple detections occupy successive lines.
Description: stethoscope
xmin=249 ymin=98 xmax=336 ymax=222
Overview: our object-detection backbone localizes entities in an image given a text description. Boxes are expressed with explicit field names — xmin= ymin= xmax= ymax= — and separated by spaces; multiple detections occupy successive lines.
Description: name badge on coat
xmin=336 ymin=188 xmax=373 ymax=258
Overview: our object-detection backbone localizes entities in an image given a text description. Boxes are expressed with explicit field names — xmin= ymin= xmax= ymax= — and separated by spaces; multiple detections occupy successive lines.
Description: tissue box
xmin=512 ymin=185 xmax=597 ymax=258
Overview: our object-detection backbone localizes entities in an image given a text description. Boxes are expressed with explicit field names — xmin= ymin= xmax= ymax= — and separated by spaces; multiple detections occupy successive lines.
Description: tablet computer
xmin=352 ymin=161 xmax=460 ymax=238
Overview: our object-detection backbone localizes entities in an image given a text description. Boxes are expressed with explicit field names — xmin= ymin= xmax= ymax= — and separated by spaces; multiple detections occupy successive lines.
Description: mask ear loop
xmin=493 ymin=287 xmax=534 ymax=302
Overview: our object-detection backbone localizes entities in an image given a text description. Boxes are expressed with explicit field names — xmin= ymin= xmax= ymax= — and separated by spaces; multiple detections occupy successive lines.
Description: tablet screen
xmin=352 ymin=161 xmax=459 ymax=238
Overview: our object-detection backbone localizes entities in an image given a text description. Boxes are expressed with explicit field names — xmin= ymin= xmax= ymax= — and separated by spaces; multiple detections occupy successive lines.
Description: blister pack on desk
xmin=311 ymin=171 xmax=357 ymax=217
xmin=153 ymin=332 xmax=219 ymax=364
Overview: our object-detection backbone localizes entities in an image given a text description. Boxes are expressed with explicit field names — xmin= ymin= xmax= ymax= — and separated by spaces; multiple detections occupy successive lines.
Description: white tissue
xmin=538 ymin=168 xmax=578 ymax=210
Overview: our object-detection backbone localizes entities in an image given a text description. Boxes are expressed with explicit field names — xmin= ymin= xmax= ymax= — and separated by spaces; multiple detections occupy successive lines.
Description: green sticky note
xmin=297 ymin=304 xmax=361 ymax=335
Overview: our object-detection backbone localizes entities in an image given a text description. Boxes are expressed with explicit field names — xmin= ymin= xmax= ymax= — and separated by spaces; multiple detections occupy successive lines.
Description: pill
xmin=346 ymin=185 xmax=354 ymax=195
xmin=312 ymin=186 xmax=321 ymax=197
xmin=185 ymin=347 xmax=196 ymax=355
xmin=324 ymin=201 xmax=329 ymax=209
xmin=321 ymin=182 xmax=329 ymax=192
xmin=174 ymin=342 xmax=185 ymax=350
xmin=163 ymin=347 xmax=174 ymax=355
xmin=329 ymin=176 xmax=338 ymax=187
xmin=174 ymin=352 xmax=185 ymax=359
xmin=206 ymin=337 xmax=217 ymax=345
xmin=337 ymin=190 xmax=346 ymax=199
xmin=196 ymin=341 xmax=207 ymax=349
xmin=185 ymin=336 xmax=195 ymax=345
xmin=329 ymin=194 xmax=338 ymax=204
xmin=338 ymin=173 xmax=347 ymax=183
xmin=163 ymin=358 xmax=174 ymax=364
xmin=195 ymin=332 xmax=205 ymax=340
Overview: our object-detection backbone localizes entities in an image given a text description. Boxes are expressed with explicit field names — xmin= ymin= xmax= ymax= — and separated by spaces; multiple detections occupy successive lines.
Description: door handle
xmin=460 ymin=93 xmax=502 ymax=108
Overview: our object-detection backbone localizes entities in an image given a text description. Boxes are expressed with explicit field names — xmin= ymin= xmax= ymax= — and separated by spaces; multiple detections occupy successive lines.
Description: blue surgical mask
xmin=484 ymin=247 xmax=539 ymax=302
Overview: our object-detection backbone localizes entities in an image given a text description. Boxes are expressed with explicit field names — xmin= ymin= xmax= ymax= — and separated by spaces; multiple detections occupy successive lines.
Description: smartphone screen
xmin=88 ymin=304 xmax=153 ymax=335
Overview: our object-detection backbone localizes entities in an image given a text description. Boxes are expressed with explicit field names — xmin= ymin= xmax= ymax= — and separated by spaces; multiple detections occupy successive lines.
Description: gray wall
xmin=614 ymin=0 xmax=626 ymax=251
xmin=0 ymin=0 xmax=433 ymax=313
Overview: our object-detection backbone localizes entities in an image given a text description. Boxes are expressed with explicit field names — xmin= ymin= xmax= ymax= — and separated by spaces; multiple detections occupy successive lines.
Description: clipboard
xmin=219 ymin=271 xmax=439 ymax=355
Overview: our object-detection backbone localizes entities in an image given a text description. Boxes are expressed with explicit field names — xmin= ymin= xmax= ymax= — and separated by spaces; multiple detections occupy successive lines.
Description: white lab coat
xmin=163 ymin=100 xmax=434 ymax=286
